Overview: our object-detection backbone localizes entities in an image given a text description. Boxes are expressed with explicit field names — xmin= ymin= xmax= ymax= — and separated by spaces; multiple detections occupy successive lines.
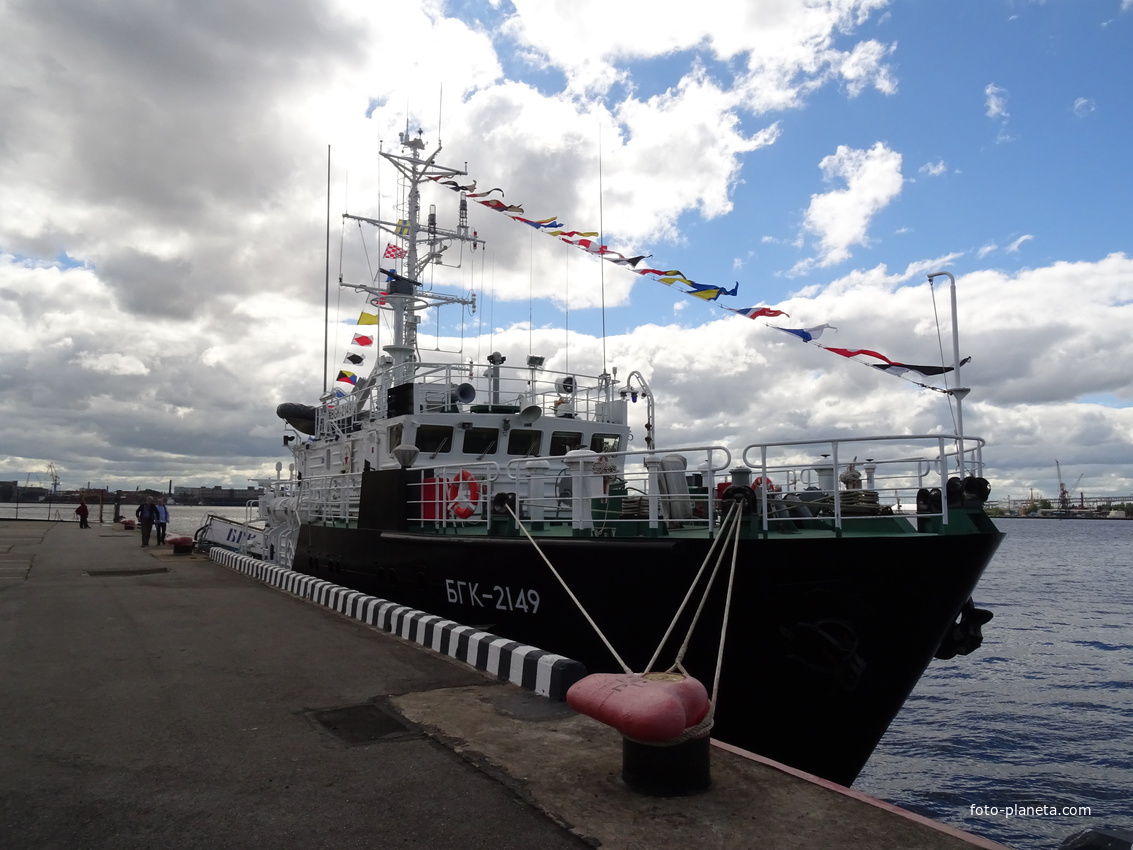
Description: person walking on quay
xmin=135 ymin=496 xmax=159 ymax=547
xmin=75 ymin=498 xmax=90 ymax=529
xmin=155 ymin=499 xmax=170 ymax=545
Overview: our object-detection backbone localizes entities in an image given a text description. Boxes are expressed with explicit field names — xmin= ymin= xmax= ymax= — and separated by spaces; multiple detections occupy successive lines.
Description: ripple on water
xmin=855 ymin=519 xmax=1133 ymax=850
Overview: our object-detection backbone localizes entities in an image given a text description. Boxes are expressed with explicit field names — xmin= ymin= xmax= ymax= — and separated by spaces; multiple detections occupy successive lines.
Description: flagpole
xmin=324 ymin=144 xmax=332 ymax=396
xmin=929 ymin=271 xmax=968 ymax=478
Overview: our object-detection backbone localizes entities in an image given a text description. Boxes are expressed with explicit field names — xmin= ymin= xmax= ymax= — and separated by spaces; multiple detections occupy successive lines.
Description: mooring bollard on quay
xmin=566 ymin=671 xmax=713 ymax=796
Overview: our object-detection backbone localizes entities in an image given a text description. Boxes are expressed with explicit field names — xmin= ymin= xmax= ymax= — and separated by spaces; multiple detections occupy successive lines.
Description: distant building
xmin=1 ymin=482 xmax=50 ymax=503
xmin=172 ymin=485 xmax=264 ymax=506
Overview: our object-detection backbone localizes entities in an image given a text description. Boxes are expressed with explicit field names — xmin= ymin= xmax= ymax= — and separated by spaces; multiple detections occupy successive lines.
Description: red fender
xmin=566 ymin=672 xmax=710 ymax=742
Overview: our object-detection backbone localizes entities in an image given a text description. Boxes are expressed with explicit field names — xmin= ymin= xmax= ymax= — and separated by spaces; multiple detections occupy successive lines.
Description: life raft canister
xmin=447 ymin=469 xmax=481 ymax=520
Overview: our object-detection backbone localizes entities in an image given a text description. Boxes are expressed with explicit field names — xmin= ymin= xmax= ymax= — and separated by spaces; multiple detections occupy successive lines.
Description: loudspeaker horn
xmin=451 ymin=383 xmax=477 ymax=404
xmin=518 ymin=405 xmax=542 ymax=426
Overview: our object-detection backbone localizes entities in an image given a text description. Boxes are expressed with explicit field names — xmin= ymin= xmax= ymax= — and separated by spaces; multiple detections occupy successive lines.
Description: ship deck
xmin=316 ymin=510 xmax=985 ymax=540
xmin=1 ymin=518 xmax=1008 ymax=849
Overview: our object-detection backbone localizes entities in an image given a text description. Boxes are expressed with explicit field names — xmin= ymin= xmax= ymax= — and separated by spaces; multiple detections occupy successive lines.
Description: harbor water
xmin=0 ymin=502 xmax=254 ymax=539
xmin=5 ymin=505 xmax=1130 ymax=849
xmin=856 ymin=518 xmax=1133 ymax=850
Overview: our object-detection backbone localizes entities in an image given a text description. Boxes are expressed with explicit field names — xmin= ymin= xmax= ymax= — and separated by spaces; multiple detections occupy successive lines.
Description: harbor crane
xmin=1054 ymin=461 xmax=1085 ymax=511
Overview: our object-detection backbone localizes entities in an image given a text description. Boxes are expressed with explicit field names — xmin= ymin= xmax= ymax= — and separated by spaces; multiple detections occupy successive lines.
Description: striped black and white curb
xmin=207 ymin=547 xmax=587 ymax=700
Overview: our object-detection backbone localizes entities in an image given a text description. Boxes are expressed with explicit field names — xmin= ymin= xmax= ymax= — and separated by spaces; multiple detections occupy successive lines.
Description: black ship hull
xmin=291 ymin=516 xmax=1002 ymax=786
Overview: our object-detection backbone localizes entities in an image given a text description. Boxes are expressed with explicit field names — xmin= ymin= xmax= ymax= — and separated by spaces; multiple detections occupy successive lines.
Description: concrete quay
xmin=0 ymin=520 xmax=1010 ymax=849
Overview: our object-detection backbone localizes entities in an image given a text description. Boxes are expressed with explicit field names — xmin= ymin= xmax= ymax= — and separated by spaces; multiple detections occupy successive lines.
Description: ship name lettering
xmin=493 ymin=585 xmax=540 ymax=614
xmin=445 ymin=579 xmax=485 ymax=606
xmin=445 ymin=579 xmax=539 ymax=614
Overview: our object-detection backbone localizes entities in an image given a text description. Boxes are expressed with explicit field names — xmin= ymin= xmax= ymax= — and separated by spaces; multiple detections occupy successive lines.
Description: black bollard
xmin=621 ymin=735 xmax=711 ymax=796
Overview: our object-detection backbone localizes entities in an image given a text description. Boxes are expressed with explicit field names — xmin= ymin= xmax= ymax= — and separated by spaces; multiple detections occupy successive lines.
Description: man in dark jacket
xmin=75 ymin=498 xmax=90 ymax=529
xmin=135 ymin=496 xmax=159 ymax=547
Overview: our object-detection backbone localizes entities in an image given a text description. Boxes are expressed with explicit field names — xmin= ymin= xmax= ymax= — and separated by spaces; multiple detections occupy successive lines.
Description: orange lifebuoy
xmin=753 ymin=476 xmax=779 ymax=492
xmin=447 ymin=469 xmax=481 ymax=520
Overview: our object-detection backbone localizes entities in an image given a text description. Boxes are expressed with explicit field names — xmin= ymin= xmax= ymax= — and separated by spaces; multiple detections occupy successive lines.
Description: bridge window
xmin=388 ymin=424 xmax=404 ymax=453
xmin=416 ymin=424 xmax=453 ymax=454
xmin=549 ymin=431 xmax=584 ymax=456
xmin=463 ymin=427 xmax=498 ymax=456
xmin=507 ymin=429 xmax=542 ymax=457
xmin=591 ymin=433 xmax=622 ymax=453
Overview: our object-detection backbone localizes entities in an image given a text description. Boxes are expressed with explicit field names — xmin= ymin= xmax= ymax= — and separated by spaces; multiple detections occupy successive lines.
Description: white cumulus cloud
xmin=794 ymin=142 xmax=904 ymax=271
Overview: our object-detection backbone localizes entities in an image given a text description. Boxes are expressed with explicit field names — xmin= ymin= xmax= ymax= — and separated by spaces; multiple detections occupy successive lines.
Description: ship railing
xmin=739 ymin=433 xmax=989 ymax=531
xmin=396 ymin=446 xmax=731 ymax=534
xmin=303 ymin=472 xmax=364 ymax=525
xmin=330 ymin=358 xmax=622 ymax=424
xmin=405 ymin=461 xmax=503 ymax=530
xmin=503 ymin=445 xmax=734 ymax=534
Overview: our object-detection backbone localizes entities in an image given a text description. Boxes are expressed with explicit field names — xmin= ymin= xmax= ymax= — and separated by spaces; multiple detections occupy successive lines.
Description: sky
xmin=1 ymin=0 xmax=1131 ymax=504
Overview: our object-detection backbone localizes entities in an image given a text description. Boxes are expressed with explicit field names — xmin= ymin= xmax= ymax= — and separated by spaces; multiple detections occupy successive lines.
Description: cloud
xmin=984 ymin=83 xmax=1009 ymax=119
xmin=0 ymin=0 xmax=1129 ymax=505
xmin=838 ymin=39 xmax=899 ymax=96
xmin=75 ymin=353 xmax=151 ymax=376
xmin=500 ymin=0 xmax=896 ymax=106
xmin=793 ymin=142 xmax=904 ymax=272
xmin=526 ymin=254 xmax=1133 ymax=498
xmin=1006 ymin=234 xmax=1034 ymax=253
xmin=1072 ymin=97 xmax=1097 ymax=117
xmin=984 ymin=83 xmax=1014 ymax=143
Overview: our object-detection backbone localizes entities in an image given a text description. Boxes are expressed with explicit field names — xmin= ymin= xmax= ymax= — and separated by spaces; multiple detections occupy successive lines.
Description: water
xmin=6 ymin=507 xmax=1130 ymax=847
xmin=856 ymin=518 xmax=1133 ymax=849
xmin=0 ymin=503 xmax=250 ymax=539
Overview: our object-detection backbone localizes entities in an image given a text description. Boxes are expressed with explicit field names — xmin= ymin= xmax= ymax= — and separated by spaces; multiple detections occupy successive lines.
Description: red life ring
xmin=447 ymin=469 xmax=481 ymax=520
xmin=752 ymin=476 xmax=779 ymax=492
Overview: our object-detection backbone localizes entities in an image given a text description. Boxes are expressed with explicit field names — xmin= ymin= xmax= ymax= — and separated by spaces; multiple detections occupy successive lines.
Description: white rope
xmin=643 ymin=500 xmax=745 ymax=742
xmin=644 ymin=500 xmax=740 ymax=673
xmin=506 ymin=495 xmax=743 ymax=744
xmin=662 ymin=503 xmax=741 ymax=674
xmin=709 ymin=497 xmax=744 ymax=707
xmin=505 ymin=502 xmax=632 ymax=673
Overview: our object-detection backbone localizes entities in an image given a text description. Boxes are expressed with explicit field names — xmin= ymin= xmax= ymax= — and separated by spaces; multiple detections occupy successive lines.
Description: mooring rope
xmin=506 ymin=495 xmax=745 ymax=743
xmin=504 ymin=502 xmax=632 ymax=673
xmin=644 ymin=500 xmax=741 ymax=673
xmin=708 ymin=495 xmax=744 ymax=708
xmin=639 ymin=500 xmax=745 ymax=744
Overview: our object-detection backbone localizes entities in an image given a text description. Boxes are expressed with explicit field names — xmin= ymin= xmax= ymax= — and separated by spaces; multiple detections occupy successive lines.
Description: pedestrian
xmin=155 ymin=499 xmax=170 ymax=545
xmin=75 ymin=498 xmax=90 ymax=529
xmin=135 ymin=496 xmax=159 ymax=547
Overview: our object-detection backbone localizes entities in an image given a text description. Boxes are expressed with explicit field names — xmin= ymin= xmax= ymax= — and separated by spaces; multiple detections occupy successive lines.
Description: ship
xmin=244 ymin=131 xmax=1003 ymax=787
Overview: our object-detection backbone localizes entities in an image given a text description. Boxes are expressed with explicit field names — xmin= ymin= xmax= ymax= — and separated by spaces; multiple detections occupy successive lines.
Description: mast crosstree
xmin=341 ymin=131 xmax=482 ymax=390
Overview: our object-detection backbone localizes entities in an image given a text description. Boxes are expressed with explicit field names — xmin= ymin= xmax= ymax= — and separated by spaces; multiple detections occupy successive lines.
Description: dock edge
xmin=207 ymin=548 xmax=588 ymax=700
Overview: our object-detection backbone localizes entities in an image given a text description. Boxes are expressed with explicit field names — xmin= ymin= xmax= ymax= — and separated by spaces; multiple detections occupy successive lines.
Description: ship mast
xmin=928 ymin=271 xmax=969 ymax=477
xmin=341 ymin=130 xmax=481 ymax=389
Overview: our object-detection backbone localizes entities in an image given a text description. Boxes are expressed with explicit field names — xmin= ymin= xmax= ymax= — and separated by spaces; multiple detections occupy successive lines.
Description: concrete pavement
xmin=0 ymin=520 xmax=1010 ymax=849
